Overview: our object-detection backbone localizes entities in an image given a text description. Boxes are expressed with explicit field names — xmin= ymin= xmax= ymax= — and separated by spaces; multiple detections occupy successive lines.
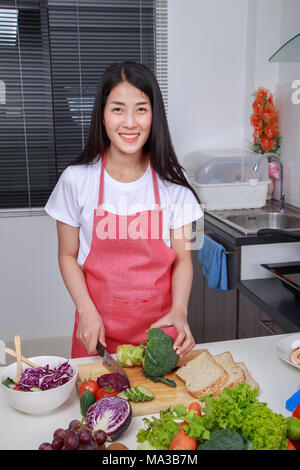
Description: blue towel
xmin=198 ymin=234 xmax=228 ymax=290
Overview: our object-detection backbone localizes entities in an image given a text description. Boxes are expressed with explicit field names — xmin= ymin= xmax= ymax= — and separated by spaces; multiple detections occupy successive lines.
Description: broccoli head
xmin=143 ymin=328 xmax=179 ymax=377
xmin=116 ymin=328 xmax=179 ymax=378
xmin=197 ymin=429 xmax=254 ymax=450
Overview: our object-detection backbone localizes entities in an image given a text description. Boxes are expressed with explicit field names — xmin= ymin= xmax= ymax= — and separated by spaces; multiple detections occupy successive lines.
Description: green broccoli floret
xmin=143 ymin=328 xmax=179 ymax=377
xmin=116 ymin=328 xmax=179 ymax=383
xmin=197 ymin=429 xmax=254 ymax=451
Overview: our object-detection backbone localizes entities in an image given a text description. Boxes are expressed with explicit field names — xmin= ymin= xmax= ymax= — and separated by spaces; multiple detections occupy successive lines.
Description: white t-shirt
xmin=44 ymin=156 xmax=203 ymax=267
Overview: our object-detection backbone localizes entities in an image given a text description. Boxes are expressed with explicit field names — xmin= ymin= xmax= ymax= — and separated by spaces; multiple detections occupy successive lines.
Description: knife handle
xmin=96 ymin=341 xmax=105 ymax=357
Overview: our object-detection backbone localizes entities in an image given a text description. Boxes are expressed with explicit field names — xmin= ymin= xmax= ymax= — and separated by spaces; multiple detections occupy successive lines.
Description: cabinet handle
xmin=258 ymin=320 xmax=278 ymax=335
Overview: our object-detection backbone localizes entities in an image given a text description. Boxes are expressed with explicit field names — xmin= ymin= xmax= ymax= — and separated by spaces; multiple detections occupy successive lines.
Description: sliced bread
xmin=212 ymin=351 xmax=246 ymax=396
xmin=236 ymin=362 xmax=259 ymax=392
xmin=175 ymin=349 xmax=229 ymax=398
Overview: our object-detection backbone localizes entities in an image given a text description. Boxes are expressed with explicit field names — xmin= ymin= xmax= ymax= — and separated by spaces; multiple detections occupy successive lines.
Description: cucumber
xmin=117 ymin=391 xmax=129 ymax=400
xmin=80 ymin=390 xmax=96 ymax=417
xmin=125 ymin=386 xmax=154 ymax=402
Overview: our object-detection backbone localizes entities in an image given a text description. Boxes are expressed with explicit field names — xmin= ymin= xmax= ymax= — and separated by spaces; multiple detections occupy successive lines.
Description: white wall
xmin=1 ymin=0 xmax=297 ymax=346
xmin=168 ymin=0 xmax=248 ymax=158
xmin=168 ymin=0 xmax=282 ymax=161
xmin=275 ymin=0 xmax=300 ymax=207
xmin=0 ymin=215 xmax=75 ymax=343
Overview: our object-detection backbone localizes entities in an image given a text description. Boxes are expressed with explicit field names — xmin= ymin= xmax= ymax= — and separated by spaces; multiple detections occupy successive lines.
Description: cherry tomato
xmin=293 ymin=404 xmax=300 ymax=420
xmin=188 ymin=402 xmax=202 ymax=417
xmin=289 ymin=439 xmax=300 ymax=450
xmin=287 ymin=439 xmax=296 ymax=450
xmin=78 ymin=380 xmax=99 ymax=398
xmin=95 ymin=386 xmax=118 ymax=400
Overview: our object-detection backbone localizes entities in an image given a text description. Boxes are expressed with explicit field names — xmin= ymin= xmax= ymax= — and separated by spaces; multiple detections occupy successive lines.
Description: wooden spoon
xmin=14 ymin=335 xmax=22 ymax=383
xmin=4 ymin=347 xmax=39 ymax=369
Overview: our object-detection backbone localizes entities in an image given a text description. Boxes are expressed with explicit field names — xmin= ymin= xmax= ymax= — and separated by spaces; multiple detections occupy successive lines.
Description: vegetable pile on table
xmin=116 ymin=328 xmax=179 ymax=386
xmin=136 ymin=383 xmax=291 ymax=451
xmin=78 ymin=373 xmax=134 ymax=442
xmin=39 ymin=371 xmax=138 ymax=450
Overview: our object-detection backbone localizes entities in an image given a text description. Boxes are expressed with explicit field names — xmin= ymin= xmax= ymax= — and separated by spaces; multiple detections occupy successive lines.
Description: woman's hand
xmin=77 ymin=304 xmax=106 ymax=355
xmin=149 ymin=306 xmax=195 ymax=358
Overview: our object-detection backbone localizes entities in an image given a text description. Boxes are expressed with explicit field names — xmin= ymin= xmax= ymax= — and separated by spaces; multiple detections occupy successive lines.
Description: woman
xmin=45 ymin=61 xmax=202 ymax=359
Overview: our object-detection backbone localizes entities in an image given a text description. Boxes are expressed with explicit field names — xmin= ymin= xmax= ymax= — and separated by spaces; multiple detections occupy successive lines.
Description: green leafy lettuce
xmin=200 ymin=383 xmax=288 ymax=450
xmin=136 ymin=405 xmax=209 ymax=450
xmin=136 ymin=384 xmax=289 ymax=451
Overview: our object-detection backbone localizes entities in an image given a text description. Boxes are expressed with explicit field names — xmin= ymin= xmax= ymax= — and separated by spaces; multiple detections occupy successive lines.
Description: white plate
xmin=276 ymin=334 xmax=300 ymax=370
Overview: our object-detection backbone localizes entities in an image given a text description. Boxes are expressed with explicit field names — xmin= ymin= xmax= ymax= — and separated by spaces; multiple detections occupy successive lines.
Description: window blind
xmin=154 ymin=0 xmax=167 ymax=113
xmin=0 ymin=0 xmax=168 ymax=212
xmin=0 ymin=0 xmax=55 ymax=209
xmin=48 ymin=0 xmax=155 ymax=173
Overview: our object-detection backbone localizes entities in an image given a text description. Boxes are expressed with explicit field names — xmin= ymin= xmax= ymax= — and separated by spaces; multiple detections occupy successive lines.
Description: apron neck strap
xmin=98 ymin=151 xmax=161 ymax=207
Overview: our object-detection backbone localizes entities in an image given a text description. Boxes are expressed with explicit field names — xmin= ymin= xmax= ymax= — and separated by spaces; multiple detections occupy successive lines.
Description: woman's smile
xmin=119 ymin=132 xmax=140 ymax=143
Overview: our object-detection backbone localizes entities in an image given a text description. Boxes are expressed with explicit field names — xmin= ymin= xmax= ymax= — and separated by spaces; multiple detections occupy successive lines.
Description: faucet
xmin=252 ymin=152 xmax=285 ymax=212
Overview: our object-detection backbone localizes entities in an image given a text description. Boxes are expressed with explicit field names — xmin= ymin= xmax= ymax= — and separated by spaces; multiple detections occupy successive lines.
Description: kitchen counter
xmin=1 ymin=334 xmax=300 ymax=450
xmin=238 ymin=278 xmax=300 ymax=333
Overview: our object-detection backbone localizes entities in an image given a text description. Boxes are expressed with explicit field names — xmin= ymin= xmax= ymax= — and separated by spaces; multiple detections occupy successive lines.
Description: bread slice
xmin=175 ymin=349 xmax=229 ymax=398
xmin=236 ymin=362 xmax=259 ymax=392
xmin=212 ymin=352 xmax=245 ymax=396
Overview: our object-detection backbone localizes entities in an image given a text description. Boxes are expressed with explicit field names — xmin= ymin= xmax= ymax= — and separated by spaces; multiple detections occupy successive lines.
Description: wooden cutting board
xmin=77 ymin=349 xmax=203 ymax=417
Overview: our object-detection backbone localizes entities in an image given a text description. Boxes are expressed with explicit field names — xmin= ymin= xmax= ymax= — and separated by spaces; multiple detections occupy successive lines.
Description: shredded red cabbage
xmin=17 ymin=361 xmax=73 ymax=391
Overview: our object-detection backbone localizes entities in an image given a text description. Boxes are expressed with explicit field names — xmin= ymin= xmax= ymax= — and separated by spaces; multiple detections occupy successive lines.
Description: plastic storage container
xmin=183 ymin=149 xmax=270 ymax=210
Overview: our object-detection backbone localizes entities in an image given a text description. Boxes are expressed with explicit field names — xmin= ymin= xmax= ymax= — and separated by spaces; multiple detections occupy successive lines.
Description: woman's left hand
xmin=149 ymin=307 xmax=195 ymax=358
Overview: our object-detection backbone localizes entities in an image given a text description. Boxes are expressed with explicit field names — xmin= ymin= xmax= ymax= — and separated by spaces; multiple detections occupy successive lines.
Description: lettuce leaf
xmin=200 ymin=383 xmax=288 ymax=450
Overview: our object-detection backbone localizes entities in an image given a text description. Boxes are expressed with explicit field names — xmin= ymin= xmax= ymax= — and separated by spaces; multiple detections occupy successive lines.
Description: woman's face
xmin=103 ymin=80 xmax=152 ymax=159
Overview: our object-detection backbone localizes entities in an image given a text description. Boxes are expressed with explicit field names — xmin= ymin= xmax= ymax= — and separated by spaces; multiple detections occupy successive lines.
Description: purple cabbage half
xmin=17 ymin=361 xmax=73 ymax=391
xmin=86 ymin=396 xmax=132 ymax=441
xmin=96 ymin=373 xmax=130 ymax=393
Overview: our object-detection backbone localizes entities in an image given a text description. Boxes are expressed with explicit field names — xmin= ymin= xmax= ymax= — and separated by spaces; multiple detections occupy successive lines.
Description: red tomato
xmin=169 ymin=427 xmax=197 ymax=451
xmin=290 ymin=439 xmax=300 ymax=450
xmin=287 ymin=439 xmax=297 ymax=450
xmin=188 ymin=402 xmax=202 ymax=417
xmin=293 ymin=404 xmax=300 ymax=420
xmin=95 ymin=386 xmax=117 ymax=401
xmin=78 ymin=380 xmax=100 ymax=398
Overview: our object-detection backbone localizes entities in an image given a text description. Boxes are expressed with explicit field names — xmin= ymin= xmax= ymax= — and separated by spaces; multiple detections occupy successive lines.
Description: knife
xmin=96 ymin=341 xmax=130 ymax=385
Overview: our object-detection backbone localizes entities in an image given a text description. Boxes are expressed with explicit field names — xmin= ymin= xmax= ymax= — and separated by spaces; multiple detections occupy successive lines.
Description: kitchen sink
xmin=210 ymin=211 xmax=300 ymax=234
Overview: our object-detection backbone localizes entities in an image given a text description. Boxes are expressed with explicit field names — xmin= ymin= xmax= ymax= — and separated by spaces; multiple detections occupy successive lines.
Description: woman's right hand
xmin=76 ymin=304 xmax=106 ymax=355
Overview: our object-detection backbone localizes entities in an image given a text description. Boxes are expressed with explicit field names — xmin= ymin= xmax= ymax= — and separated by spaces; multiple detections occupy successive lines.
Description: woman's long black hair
xmin=67 ymin=61 xmax=200 ymax=203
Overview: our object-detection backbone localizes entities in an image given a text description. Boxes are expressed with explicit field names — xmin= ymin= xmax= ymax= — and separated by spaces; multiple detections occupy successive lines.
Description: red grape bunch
xmin=38 ymin=419 xmax=107 ymax=450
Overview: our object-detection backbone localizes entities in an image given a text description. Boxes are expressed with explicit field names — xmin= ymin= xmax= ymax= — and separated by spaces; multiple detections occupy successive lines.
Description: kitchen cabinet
xmin=188 ymin=249 xmax=238 ymax=344
xmin=188 ymin=203 xmax=300 ymax=344
xmin=187 ymin=248 xmax=205 ymax=344
xmin=238 ymin=290 xmax=288 ymax=338
xmin=188 ymin=246 xmax=291 ymax=344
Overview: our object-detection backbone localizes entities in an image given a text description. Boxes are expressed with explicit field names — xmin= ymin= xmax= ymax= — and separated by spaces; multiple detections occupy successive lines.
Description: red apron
xmin=71 ymin=152 xmax=177 ymax=357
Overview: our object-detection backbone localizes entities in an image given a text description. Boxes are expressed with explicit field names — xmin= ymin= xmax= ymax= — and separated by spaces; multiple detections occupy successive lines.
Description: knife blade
xmin=96 ymin=341 xmax=130 ymax=385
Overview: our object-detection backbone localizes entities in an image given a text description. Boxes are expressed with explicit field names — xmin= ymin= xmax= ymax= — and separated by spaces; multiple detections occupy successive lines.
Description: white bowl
xmin=0 ymin=356 xmax=78 ymax=415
